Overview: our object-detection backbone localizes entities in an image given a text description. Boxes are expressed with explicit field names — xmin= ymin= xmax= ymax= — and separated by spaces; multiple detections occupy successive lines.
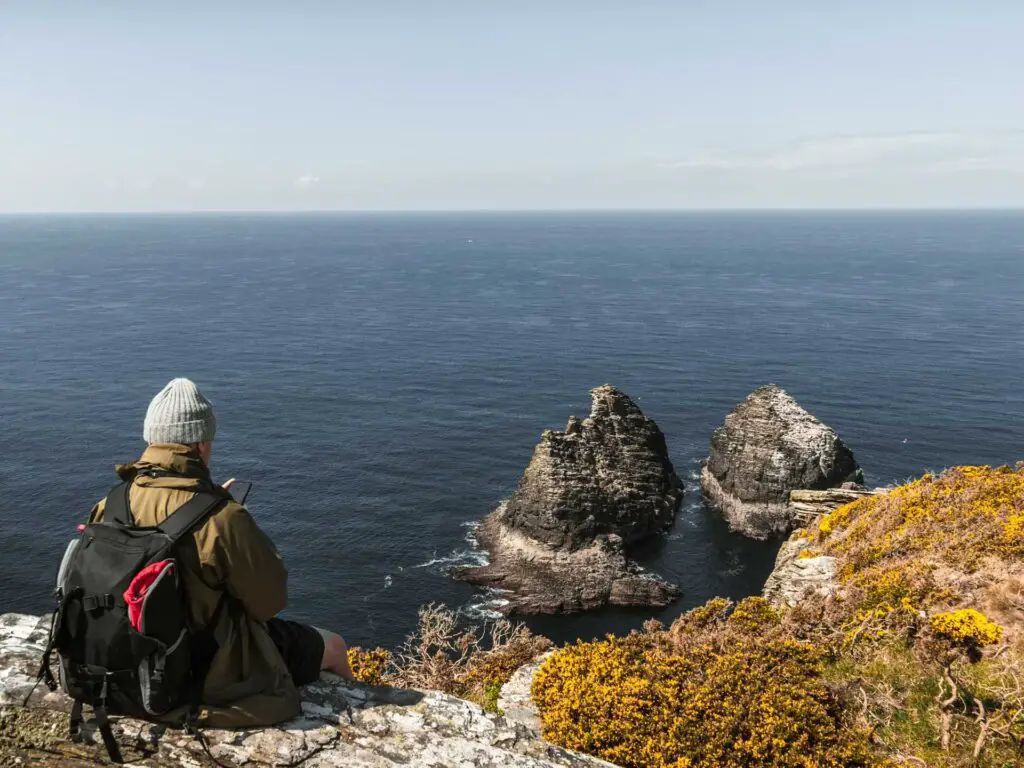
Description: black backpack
xmin=36 ymin=476 xmax=228 ymax=763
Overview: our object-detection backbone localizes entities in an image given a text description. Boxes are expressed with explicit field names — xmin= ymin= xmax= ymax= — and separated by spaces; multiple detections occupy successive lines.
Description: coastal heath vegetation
xmin=530 ymin=465 xmax=1024 ymax=767
xmin=346 ymin=466 xmax=1022 ymax=766
xmin=532 ymin=597 xmax=878 ymax=768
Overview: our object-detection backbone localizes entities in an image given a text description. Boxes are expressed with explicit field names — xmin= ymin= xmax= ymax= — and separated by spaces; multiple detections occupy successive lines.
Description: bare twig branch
xmin=972 ymin=698 xmax=988 ymax=763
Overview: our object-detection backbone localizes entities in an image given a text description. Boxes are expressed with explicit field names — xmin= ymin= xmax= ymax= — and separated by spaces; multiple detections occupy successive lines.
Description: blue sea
xmin=1 ymin=211 xmax=1022 ymax=649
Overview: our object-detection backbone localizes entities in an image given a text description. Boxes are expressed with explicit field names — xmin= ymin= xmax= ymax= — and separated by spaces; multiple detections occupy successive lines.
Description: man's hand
xmin=222 ymin=478 xmax=236 ymax=490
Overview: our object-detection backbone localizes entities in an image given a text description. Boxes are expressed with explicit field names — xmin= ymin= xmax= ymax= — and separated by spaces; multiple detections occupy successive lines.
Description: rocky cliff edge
xmin=0 ymin=613 xmax=612 ymax=768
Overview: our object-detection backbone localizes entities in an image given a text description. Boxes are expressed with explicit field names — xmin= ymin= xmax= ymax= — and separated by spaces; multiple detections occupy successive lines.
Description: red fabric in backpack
xmin=123 ymin=560 xmax=175 ymax=632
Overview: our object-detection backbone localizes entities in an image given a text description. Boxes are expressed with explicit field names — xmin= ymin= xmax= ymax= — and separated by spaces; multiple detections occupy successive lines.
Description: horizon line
xmin=2 ymin=206 xmax=1023 ymax=216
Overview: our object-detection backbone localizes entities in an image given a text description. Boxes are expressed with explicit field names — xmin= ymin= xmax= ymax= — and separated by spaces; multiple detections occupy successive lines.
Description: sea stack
xmin=455 ymin=384 xmax=684 ymax=614
xmin=701 ymin=384 xmax=862 ymax=539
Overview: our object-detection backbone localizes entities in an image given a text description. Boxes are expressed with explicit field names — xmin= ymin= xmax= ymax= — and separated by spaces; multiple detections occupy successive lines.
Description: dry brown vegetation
xmin=347 ymin=603 xmax=550 ymax=712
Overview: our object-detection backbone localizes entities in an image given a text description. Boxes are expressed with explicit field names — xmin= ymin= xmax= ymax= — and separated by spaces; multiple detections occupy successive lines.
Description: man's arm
xmin=206 ymin=503 xmax=288 ymax=622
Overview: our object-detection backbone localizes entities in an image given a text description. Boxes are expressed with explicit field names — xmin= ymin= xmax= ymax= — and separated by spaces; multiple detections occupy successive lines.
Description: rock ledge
xmin=0 ymin=613 xmax=611 ymax=767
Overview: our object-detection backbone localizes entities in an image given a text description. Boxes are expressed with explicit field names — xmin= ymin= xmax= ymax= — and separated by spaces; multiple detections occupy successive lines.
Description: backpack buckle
xmin=82 ymin=593 xmax=116 ymax=611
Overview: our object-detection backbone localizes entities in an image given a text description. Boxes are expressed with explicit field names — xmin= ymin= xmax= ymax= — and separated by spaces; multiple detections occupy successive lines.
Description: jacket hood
xmin=116 ymin=442 xmax=212 ymax=484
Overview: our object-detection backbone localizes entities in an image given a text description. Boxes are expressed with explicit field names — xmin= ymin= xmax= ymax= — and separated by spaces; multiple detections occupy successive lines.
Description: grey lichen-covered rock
xmin=0 ymin=613 xmax=612 ymax=767
xmin=762 ymin=536 xmax=839 ymax=609
xmin=497 ymin=652 xmax=554 ymax=736
xmin=701 ymin=384 xmax=863 ymax=539
xmin=455 ymin=385 xmax=684 ymax=614
xmin=763 ymin=488 xmax=885 ymax=608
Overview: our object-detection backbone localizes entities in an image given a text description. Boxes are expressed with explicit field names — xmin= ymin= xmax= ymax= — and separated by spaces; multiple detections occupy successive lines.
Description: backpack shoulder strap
xmin=103 ymin=481 xmax=134 ymax=526
xmin=157 ymin=489 xmax=229 ymax=550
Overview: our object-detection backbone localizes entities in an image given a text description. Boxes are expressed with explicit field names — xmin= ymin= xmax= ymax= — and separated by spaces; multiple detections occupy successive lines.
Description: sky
xmin=1 ymin=1 xmax=1023 ymax=211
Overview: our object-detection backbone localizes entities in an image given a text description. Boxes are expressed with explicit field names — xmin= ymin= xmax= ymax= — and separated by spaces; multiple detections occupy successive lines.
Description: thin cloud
xmin=925 ymin=155 xmax=1024 ymax=174
xmin=294 ymin=174 xmax=321 ymax=187
xmin=663 ymin=132 xmax=1024 ymax=174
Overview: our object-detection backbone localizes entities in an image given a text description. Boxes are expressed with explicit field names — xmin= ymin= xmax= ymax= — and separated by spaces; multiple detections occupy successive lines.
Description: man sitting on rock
xmin=88 ymin=377 xmax=352 ymax=726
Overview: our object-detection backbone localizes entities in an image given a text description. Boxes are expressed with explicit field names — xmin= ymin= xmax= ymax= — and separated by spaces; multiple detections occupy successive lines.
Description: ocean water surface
xmin=1 ymin=211 xmax=1022 ymax=649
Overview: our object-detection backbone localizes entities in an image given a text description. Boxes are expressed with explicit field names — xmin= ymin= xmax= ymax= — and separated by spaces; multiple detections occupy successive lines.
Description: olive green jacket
xmin=89 ymin=443 xmax=301 ymax=727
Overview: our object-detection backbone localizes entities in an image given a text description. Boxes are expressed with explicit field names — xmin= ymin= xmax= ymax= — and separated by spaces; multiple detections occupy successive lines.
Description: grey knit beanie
xmin=143 ymin=378 xmax=217 ymax=445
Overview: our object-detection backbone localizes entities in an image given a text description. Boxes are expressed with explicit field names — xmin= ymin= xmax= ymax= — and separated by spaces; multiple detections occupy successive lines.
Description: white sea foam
xmin=411 ymin=545 xmax=488 ymax=571
xmin=411 ymin=550 xmax=481 ymax=569
xmin=461 ymin=603 xmax=503 ymax=621
xmin=408 ymin=520 xmax=489 ymax=573
xmin=462 ymin=520 xmax=489 ymax=563
xmin=717 ymin=551 xmax=746 ymax=578
xmin=668 ymin=500 xmax=705 ymax=535
xmin=459 ymin=589 xmax=511 ymax=621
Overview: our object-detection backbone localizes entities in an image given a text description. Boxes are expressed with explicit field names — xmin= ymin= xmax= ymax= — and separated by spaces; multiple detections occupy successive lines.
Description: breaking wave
xmin=410 ymin=521 xmax=489 ymax=570
xmin=460 ymin=589 xmax=511 ymax=621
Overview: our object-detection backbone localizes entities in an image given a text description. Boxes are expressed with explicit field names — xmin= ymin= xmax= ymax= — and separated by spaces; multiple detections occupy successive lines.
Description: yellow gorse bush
xmin=347 ymin=647 xmax=391 ymax=686
xmin=928 ymin=609 xmax=1003 ymax=649
xmin=727 ymin=595 xmax=780 ymax=631
xmin=531 ymin=599 xmax=877 ymax=768
xmin=810 ymin=466 xmax=1024 ymax=636
xmin=817 ymin=465 xmax=1024 ymax=567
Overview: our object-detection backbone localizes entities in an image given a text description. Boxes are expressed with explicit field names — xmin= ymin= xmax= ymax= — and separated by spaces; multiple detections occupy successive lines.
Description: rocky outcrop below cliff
xmin=497 ymin=651 xmax=555 ymax=736
xmin=455 ymin=385 xmax=684 ymax=614
xmin=762 ymin=535 xmax=840 ymax=609
xmin=0 ymin=613 xmax=612 ymax=768
xmin=786 ymin=487 xmax=878 ymax=525
xmin=701 ymin=384 xmax=863 ymax=539
xmin=763 ymin=488 xmax=882 ymax=608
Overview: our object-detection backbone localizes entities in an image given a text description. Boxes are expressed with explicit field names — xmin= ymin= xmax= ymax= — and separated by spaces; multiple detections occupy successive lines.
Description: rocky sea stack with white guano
xmin=701 ymin=384 xmax=863 ymax=539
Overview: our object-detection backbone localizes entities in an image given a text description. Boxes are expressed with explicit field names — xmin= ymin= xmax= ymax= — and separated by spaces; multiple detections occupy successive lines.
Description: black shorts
xmin=266 ymin=618 xmax=325 ymax=686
